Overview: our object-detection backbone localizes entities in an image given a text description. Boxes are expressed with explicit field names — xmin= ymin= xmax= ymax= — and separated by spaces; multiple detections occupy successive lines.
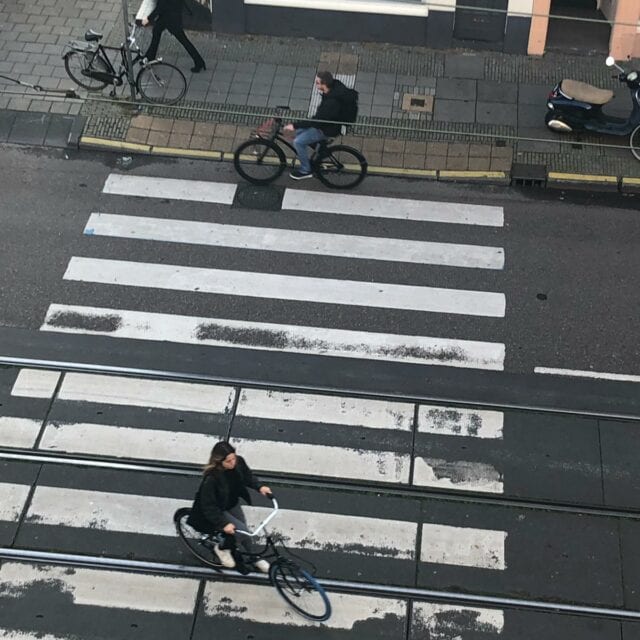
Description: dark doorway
xmin=453 ymin=0 xmax=508 ymax=49
xmin=546 ymin=0 xmax=610 ymax=55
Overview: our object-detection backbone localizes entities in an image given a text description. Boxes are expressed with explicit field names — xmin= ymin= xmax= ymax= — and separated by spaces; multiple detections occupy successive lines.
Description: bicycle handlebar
xmin=234 ymin=495 xmax=278 ymax=537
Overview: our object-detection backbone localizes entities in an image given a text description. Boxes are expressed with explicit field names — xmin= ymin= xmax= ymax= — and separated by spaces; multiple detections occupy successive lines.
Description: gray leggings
xmin=222 ymin=503 xmax=253 ymax=553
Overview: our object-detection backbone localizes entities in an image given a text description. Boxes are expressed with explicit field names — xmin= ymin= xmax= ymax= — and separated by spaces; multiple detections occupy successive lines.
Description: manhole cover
xmin=401 ymin=93 xmax=434 ymax=113
xmin=234 ymin=183 xmax=284 ymax=211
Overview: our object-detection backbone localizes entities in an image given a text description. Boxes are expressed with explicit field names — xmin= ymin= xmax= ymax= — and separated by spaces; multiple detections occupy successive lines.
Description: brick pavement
xmin=1 ymin=1 xmax=639 ymax=180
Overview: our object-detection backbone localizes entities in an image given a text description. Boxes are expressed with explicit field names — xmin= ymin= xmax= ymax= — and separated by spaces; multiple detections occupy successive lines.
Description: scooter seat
xmin=560 ymin=79 xmax=613 ymax=105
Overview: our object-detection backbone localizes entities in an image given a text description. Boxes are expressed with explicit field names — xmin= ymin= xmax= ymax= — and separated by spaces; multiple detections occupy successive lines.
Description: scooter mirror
xmin=605 ymin=56 xmax=615 ymax=67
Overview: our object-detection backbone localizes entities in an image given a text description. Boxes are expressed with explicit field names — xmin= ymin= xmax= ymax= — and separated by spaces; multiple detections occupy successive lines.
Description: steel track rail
xmin=1 ymin=547 xmax=639 ymax=622
xmin=1 ymin=355 xmax=639 ymax=422
xmin=3 ymin=448 xmax=640 ymax=520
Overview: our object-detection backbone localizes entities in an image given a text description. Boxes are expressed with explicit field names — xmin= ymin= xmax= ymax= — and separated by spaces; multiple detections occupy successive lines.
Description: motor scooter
xmin=546 ymin=56 xmax=640 ymax=161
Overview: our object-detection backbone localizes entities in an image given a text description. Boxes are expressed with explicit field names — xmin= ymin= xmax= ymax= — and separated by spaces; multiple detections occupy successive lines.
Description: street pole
xmin=121 ymin=0 xmax=137 ymax=101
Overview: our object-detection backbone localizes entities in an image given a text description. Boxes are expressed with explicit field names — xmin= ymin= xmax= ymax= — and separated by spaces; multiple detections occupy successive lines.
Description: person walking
xmin=187 ymin=441 xmax=272 ymax=572
xmin=142 ymin=0 xmax=205 ymax=73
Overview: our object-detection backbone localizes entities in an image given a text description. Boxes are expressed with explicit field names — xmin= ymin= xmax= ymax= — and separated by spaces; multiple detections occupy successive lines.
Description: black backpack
xmin=339 ymin=87 xmax=359 ymax=124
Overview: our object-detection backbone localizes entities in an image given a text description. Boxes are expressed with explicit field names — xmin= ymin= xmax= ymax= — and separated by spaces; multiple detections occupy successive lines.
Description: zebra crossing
xmin=38 ymin=173 xmax=508 ymax=371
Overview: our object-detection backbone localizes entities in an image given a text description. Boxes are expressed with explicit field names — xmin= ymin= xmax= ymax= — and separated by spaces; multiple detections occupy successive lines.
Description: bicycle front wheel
xmin=64 ymin=51 xmax=110 ymax=91
xmin=234 ymin=138 xmax=287 ymax=185
xmin=269 ymin=561 xmax=331 ymax=622
xmin=630 ymin=125 xmax=640 ymax=162
xmin=137 ymin=62 xmax=186 ymax=105
xmin=174 ymin=508 xmax=223 ymax=570
xmin=315 ymin=144 xmax=367 ymax=189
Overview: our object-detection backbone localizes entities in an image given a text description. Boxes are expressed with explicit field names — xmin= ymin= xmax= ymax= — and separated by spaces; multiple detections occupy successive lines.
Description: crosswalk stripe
xmin=203 ymin=582 xmax=406 ymax=629
xmin=84 ymin=212 xmax=505 ymax=269
xmin=11 ymin=369 xmax=61 ymax=399
xmin=412 ymin=458 xmax=503 ymax=494
xmin=41 ymin=304 xmax=506 ymax=370
xmin=412 ymin=602 xmax=504 ymax=635
xmin=236 ymin=389 xmax=414 ymax=431
xmin=418 ymin=405 xmax=504 ymax=439
xmin=25 ymin=486 xmax=418 ymax=560
xmin=57 ymin=372 xmax=235 ymax=414
xmin=0 ymin=417 xmax=41 ymax=449
xmin=38 ymin=422 xmax=410 ymax=484
xmin=0 ymin=482 xmax=31 ymax=522
xmin=0 ymin=631 xmax=68 ymax=640
xmin=282 ymin=189 xmax=504 ymax=227
xmin=102 ymin=174 xmax=237 ymax=204
xmin=421 ymin=523 xmax=507 ymax=570
xmin=63 ymin=257 xmax=506 ymax=317
xmin=0 ymin=563 xmax=198 ymax=614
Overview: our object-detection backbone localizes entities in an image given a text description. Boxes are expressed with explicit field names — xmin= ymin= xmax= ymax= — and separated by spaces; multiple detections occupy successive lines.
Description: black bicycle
xmin=174 ymin=496 xmax=331 ymax=621
xmin=63 ymin=26 xmax=186 ymax=105
xmin=233 ymin=108 xmax=368 ymax=189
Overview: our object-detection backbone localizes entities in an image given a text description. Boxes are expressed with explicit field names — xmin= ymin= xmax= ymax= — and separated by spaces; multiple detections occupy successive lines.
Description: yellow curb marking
xmin=621 ymin=177 xmax=640 ymax=185
xmin=548 ymin=172 xmax=618 ymax=183
xmin=151 ymin=147 xmax=222 ymax=159
xmin=368 ymin=166 xmax=437 ymax=178
xmin=80 ymin=137 xmax=151 ymax=152
xmin=439 ymin=171 xmax=507 ymax=179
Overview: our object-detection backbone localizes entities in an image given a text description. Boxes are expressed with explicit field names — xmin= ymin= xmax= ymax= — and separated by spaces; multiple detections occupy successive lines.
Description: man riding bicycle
xmin=284 ymin=71 xmax=356 ymax=180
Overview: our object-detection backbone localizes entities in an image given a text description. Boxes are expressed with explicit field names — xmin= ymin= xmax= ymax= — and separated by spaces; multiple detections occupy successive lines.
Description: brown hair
xmin=203 ymin=441 xmax=236 ymax=476
xmin=316 ymin=70 xmax=334 ymax=89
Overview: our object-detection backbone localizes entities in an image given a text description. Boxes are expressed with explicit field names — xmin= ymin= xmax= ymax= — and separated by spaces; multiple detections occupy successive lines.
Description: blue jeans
xmin=293 ymin=127 xmax=326 ymax=174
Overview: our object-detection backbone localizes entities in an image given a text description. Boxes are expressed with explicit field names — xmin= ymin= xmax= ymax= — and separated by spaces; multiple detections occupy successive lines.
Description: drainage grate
xmin=510 ymin=162 xmax=547 ymax=187
xmin=233 ymin=183 xmax=284 ymax=211
xmin=401 ymin=93 xmax=434 ymax=113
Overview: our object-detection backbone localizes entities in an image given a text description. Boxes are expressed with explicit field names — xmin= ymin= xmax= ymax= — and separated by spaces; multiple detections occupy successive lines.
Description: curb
xmin=621 ymin=177 xmax=640 ymax=194
xmin=79 ymin=136 xmax=511 ymax=186
xmin=546 ymin=172 xmax=620 ymax=192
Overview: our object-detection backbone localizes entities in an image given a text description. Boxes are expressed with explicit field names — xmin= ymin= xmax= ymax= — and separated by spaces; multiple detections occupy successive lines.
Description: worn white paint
xmin=420 ymin=523 xmax=506 ymax=570
xmin=237 ymin=388 xmax=414 ymax=431
xmin=230 ymin=437 xmax=411 ymax=484
xmin=26 ymin=485 xmax=182 ymax=537
xmin=84 ymin=213 xmax=504 ymax=269
xmin=38 ymin=422 xmax=215 ymax=465
xmin=0 ymin=631 xmax=76 ymax=640
xmin=413 ymin=458 xmax=503 ymax=494
xmin=412 ymin=602 xmax=504 ymax=636
xmin=0 ymin=483 xmax=31 ymax=522
xmin=41 ymin=305 xmax=506 ymax=371
xmin=535 ymin=366 xmax=640 ymax=383
xmin=0 ymin=562 xmax=197 ymax=614
xmin=282 ymin=190 xmax=504 ymax=227
xmin=204 ymin=582 xmax=407 ymax=629
xmin=102 ymin=174 xmax=237 ymax=204
xmin=63 ymin=257 xmax=506 ymax=318
xmin=58 ymin=372 xmax=235 ymax=414
xmin=11 ymin=369 xmax=60 ymax=399
xmin=0 ymin=417 xmax=41 ymax=448
xmin=418 ymin=405 xmax=504 ymax=439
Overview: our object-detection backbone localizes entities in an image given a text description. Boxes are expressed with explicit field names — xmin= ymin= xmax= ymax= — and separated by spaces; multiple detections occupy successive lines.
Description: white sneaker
xmin=214 ymin=543 xmax=236 ymax=568
xmin=254 ymin=559 xmax=270 ymax=574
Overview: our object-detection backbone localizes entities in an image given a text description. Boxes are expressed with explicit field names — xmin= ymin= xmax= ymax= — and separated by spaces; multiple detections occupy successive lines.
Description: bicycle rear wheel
xmin=174 ymin=507 xmax=223 ymax=570
xmin=315 ymin=144 xmax=367 ymax=189
xmin=64 ymin=51 xmax=110 ymax=91
xmin=137 ymin=62 xmax=186 ymax=105
xmin=630 ymin=125 xmax=640 ymax=162
xmin=234 ymin=138 xmax=287 ymax=185
xmin=269 ymin=560 xmax=331 ymax=621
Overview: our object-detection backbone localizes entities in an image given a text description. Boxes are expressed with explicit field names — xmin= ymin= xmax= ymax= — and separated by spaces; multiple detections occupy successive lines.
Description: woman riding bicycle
xmin=187 ymin=441 xmax=272 ymax=573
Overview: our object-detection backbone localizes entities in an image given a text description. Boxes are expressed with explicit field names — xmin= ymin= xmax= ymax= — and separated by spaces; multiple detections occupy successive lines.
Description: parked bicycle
xmin=234 ymin=107 xmax=368 ymax=189
xmin=63 ymin=26 xmax=186 ymax=105
xmin=174 ymin=496 xmax=332 ymax=622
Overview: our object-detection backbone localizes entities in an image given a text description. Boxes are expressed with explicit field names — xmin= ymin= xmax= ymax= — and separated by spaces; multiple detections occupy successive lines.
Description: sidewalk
xmin=1 ymin=1 xmax=640 ymax=188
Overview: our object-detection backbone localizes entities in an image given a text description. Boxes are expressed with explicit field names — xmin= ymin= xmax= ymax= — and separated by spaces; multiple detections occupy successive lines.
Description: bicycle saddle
xmin=84 ymin=29 xmax=103 ymax=42
xmin=560 ymin=79 xmax=613 ymax=105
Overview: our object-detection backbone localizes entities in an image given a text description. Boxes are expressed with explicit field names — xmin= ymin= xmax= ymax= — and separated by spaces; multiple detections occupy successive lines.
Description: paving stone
xmin=8 ymin=111 xmax=50 ymax=144
xmin=0 ymin=110 xmax=18 ymax=141
xmin=469 ymin=156 xmax=491 ymax=170
xmin=427 ymin=142 xmax=449 ymax=156
xmin=492 ymin=146 xmax=514 ymax=161
xmin=383 ymin=139 xmax=405 ymax=153
xmin=476 ymin=102 xmax=518 ymax=127
xmin=126 ymin=127 xmax=149 ymax=144
xmin=518 ymin=104 xmax=543 ymax=128
xmin=405 ymin=140 xmax=427 ymax=155
xmin=247 ymin=94 xmax=269 ymax=107
xmin=469 ymin=144 xmax=492 ymax=157
xmin=172 ymin=120 xmax=194 ymax=135
xmin=147 ymin=130 xmax=170 ymax=146
xmin=448 ymin=143 xmax=470 ymax=157
xmin=371 ymin=106 xmax=392 ymax=117
xmin=382 ymin=152 xmax=403 ymax=167
xmin=150 ymin=117 xmax=173 ymax=132
xmin=189 ymin=134 xmax=213 ymax=150
xmin=211 ymin=136 xmax=234 ymax=152
xmin=47 ymin=102 xmax=71 ymax=115
xmin=445 ymin=53 xmax=485 ymax=80
xmin=433 ymin=99 xmax=475 ymax=123
xmin=131 ymin=114 xmax=154 ymax=129
xmin=227 ymin=93 xmax=249 ymax=105
xmin=446 ymin=156 xmax=469 ymax=170
xmin=490 ymin=158 xmax=512 ymax=171
xmin=43 ymin=113 xmax=74 ymax=146
xmin=425 ymin=155 xmax=447 ymax=170
xmin=478 ymin=81 xmax=518 ymax=104
xmin=436 ymin=78 xmax=477 ymax=101
xmin=518 ymin=84 xmax=550 ymax=105
xmin=403 ymin=154 xmax=425 ymax=169
xmin=168 ymin=132 xmax=191 ymax=148
xmin=362 ymin=138 xmax=384 ymax=152
xmin=215 ymin=123 xmax=237 ymax=137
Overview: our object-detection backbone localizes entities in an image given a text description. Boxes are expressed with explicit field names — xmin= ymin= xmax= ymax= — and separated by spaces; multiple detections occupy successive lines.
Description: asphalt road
xmin=0 ymin=143 xmax=638 ymax=409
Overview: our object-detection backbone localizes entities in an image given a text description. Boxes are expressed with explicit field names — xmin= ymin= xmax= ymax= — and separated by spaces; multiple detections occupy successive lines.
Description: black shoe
xmin=290 ymin=169 xmax=313 ymax=180
xmin=191 ymin=63 xmax=206 ymax=73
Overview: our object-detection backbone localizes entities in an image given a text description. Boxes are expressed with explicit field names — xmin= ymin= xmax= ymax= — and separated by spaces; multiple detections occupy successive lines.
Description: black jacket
xmin=187 ymin=456 xmax=261 ymax=533
xmin=294 ymin=79 xmax=350 ymax=137
xmin=148 ymin=0 xmax=183 ymax=26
